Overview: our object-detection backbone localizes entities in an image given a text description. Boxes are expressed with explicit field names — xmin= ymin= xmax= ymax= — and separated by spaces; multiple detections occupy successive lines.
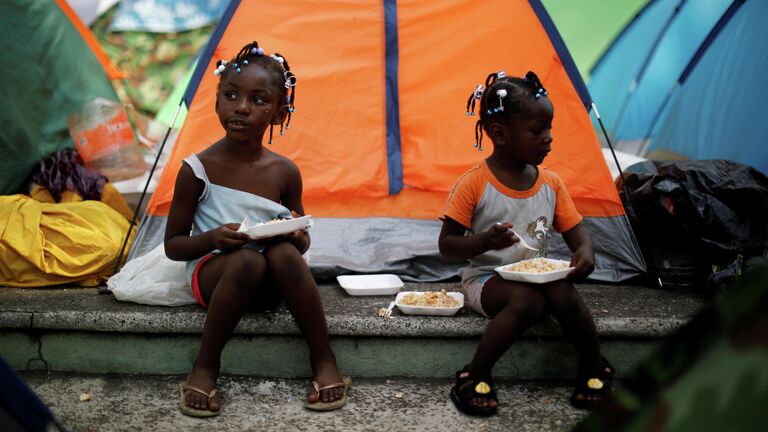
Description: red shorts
xmin=191 ymin=254 xmax=216 ymax=309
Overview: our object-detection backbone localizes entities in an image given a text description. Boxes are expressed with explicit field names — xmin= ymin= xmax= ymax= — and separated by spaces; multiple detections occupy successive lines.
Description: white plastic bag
xmin=107 ymin=243 xmax=196 ymax=306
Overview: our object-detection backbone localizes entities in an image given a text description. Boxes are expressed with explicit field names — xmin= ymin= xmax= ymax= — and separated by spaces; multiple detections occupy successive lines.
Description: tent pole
xmin=110 ymin=100 xmax=184 ymax=278
xmin=591 ymin=102 xmax=649 ymax=273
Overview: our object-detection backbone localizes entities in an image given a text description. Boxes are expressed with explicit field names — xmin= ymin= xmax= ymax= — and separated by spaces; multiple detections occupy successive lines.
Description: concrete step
xmin=22 ymin=372 xmax=587 ymax=432
xmin=0 ymin=281 xmax=705 ymax=379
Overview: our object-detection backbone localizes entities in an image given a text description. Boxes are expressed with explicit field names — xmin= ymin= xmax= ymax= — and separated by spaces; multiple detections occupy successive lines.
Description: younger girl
xmin=165 ymin=41 xmax=349 ymax=417
xmin=439 ymin=71 xmax=614 ymax=416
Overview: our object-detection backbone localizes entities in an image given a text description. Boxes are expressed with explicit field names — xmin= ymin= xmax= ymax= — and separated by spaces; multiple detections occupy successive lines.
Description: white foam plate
xmin=237 ymin=215 xmax=312 ymax=240
xmin=337 ymin=274 xmax=404 ymax=296
xmin=394 ymin=291 xmax=464 ymax=316
xmin=495 ymin=258 xmax=574 ymax=284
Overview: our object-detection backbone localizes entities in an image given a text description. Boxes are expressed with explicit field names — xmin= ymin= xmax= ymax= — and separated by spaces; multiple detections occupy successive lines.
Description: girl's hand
xmin=262 ymin=211 xmax=309 ymax=251
xmin=567 ymin=246 xmax=595 ymax=281
xmin=481 ymin=222 xmax=518 ymax=251
xmin=209 ymin=223 xmax=250 ymax=252
xmin=283 ymin=229 xmax=308 ymax=247
xmin=284 ymin=210 xmax=310 ymax=251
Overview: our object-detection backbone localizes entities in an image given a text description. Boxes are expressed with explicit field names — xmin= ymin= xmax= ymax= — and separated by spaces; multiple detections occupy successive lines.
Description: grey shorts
xmin=463 ymin=273 xmax=495 ymax=317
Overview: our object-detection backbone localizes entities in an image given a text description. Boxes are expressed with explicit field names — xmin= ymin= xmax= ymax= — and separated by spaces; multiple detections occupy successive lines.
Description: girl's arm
xmin=561 ymin=222 xmax=595 ymax=281
xmin=164 ymin=164 xmax=249 ymax=261
xmin=438 ymin=216 xmax=516 ymax=260
xmin=278 ymin=161 xmax=310 ymax=254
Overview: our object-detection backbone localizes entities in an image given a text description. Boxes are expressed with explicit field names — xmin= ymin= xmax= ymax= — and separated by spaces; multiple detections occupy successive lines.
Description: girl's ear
xmin=271 ymin=103 xmax=289 ymax=125
xmin=488 ymin=122 xmax=507 ymax=146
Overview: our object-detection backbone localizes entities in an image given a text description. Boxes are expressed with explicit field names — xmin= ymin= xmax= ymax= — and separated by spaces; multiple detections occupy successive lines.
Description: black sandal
xmin=450 ymin=367 xmax=498 ymax=416
xmin=570 ymin=356 xmax=615 ymax=409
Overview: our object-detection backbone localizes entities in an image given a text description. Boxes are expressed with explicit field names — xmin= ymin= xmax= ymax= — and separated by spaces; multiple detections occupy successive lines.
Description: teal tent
xmin=588 ymin=0 xmax=768 ymax=174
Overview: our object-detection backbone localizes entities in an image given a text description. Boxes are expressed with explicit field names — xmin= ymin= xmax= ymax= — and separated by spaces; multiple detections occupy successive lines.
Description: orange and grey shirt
xmin=441 ymin=161 xmax=583 ymax=286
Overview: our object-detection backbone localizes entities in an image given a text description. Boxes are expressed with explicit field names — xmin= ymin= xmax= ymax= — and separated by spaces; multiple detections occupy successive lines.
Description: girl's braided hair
xmin=214 ymin=41 xmax=297 ymax=144
xmin=465 ymin=71 xmax=548 ymax=151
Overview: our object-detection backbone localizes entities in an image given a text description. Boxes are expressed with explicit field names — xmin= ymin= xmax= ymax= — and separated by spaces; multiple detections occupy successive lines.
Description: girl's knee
xmin=265 ymin=242 xmax=303 ymax=265
xmin=516 ymin=289 xmax=546 ymax=316
xmin=543 ymin=280 xmax=577 ymax=301
xmin=224 ymin=248 xmax=267 ymax=280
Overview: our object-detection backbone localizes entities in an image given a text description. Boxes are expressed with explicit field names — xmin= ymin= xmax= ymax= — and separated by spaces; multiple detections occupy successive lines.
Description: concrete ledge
xmin=0 ymin=282 xmax=702 ymax=378
xmin=0 ymin=282 xmax=704 ymax=338
xmin=1 ymin=331 xmax=657 ymax=379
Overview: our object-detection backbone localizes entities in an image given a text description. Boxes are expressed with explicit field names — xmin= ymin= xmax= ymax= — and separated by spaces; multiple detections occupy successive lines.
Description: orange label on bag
xmin=72 ymin=110 xmax=137 ymax=162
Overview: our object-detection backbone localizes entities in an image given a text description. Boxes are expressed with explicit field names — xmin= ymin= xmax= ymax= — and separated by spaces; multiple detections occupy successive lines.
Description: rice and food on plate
xmin=399 ymin=289 xmax=460 ymax=307
xmin=256 ymin=218 xmax=289 ymax=225
xmin=503 ymin=257 xmax=570 ymax=273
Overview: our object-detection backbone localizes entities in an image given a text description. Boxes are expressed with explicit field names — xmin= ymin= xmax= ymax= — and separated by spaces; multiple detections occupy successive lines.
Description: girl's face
xmin=215 ymin=64 xmax=286 ymax=142
xmin=493 ymin=97 xmax=554 ymax=166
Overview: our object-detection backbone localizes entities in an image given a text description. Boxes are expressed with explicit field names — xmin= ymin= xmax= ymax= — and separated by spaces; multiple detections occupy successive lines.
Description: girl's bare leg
xmin=464 ymin=277 xmax=547 ymax=410
xmin=183 ymin=248 xmax=268 ymax=411
xmin=538 ymin=280 xmax=600 ymax=365
xmin=265 ymin=242 xmax=345 ymax=403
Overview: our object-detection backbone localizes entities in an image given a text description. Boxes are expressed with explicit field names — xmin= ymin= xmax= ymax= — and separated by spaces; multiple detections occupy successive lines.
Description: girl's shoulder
xmin=539 ymin=167 xmax=569 ymax=193
xmin=269 ymin=149 xmax=299 ymax=169
xmin=539 ymin=166 xmax=564 ymax=183
xmin=265 ymin=150 xmax=302 ymax=181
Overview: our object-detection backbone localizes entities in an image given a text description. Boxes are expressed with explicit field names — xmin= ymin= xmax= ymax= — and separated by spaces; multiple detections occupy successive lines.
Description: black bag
xmin=619 ymin=160 xmax=768 ymax=292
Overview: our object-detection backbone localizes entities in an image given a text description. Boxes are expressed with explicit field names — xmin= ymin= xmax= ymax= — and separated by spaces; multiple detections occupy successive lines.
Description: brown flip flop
xmin=178 ymin=383 xmax=221 ymax=417
xmin=304 ymin=376 xmax=352 ymax=411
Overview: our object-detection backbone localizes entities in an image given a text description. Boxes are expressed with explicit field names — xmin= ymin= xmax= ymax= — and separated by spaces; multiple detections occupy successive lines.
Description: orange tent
xmin=130 ymin=0 xmax=644 ymax=282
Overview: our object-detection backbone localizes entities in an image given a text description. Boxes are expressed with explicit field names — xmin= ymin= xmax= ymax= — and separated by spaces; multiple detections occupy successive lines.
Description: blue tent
xmin=589 ymin=0 xmax=768 ymax=174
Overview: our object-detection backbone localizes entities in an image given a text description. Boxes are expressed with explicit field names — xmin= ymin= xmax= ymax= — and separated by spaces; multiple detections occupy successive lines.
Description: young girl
xmin=439 ymin=71 xmax=614 ymax=416
xmin=165 ymin=41 xmax=349 ymax=417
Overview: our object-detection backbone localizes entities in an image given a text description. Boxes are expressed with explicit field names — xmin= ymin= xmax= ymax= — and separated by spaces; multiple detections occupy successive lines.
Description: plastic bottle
xmin=67 ymin=98 xmax=147 ymax=181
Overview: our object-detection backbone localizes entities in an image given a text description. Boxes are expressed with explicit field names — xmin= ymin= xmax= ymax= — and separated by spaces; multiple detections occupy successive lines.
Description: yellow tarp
xmin=0 ymin=187 xmax=135 ymax=287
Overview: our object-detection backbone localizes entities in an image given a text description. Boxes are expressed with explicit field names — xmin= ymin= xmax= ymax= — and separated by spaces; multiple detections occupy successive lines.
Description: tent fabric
xmin=109 ymin=0 xmax=229 ymax=33
xmin=67 ymin=0 xmax=120 ymax=26
xmin=53 ymin=0 xmax=126 ymax=80
xmin=648 ymin=0 xmax=768 ymax=174
xmin=129 ymin=0 xmax=645 ymax=282
xmin=0 ymin=0 xmax=125 ymax=195
xmin=540 ymin=0 xmax=648 ymax=80
xmin=587 ymin=0 xmax=683 ymax=136
xmin=590 ymin=0 xmax=733 ymax=141
xmin=91 ymin=8 xmax=213 ymax=114
xmin=589 ymin=0 xmax=766 ymax=175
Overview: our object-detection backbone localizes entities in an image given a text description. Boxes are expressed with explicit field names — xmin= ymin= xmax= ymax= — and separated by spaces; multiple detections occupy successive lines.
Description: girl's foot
xmin=306 ymin=360 xmax=346 ymax=404
xmin=181 ymin=366 xmax=221 ymax=414
xmin=570 ymin=356 xmax=615 ymax=409
xmin=450 ymin=366 xmax=498 ymax=416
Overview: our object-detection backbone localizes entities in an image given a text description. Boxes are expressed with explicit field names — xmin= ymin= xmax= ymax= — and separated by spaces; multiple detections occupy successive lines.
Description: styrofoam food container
xmin=238 ymin=215 xmax=312 ymax=240
xmin=394 ymin=291 xmax=464 ymax=316
xmin=337 ymin=274 xmax=404 ymax=296
xmin=495 ymin=258 xmax=574 ymax=284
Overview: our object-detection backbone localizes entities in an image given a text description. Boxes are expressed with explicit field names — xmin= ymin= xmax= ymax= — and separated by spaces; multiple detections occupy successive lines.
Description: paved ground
xmin=23 ymin=373 xmax=588 ymax=432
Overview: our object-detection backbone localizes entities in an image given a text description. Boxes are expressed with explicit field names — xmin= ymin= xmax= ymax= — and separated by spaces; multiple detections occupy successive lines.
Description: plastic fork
xmin=510 ymin=229 xmax=538 ymax=252
xmin=378 ymin=301 xmax=396 ymax=319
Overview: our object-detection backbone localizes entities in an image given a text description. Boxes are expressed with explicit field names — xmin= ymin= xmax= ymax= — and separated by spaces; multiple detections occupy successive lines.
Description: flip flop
xmin=178 ymin=383 xmax=221 ymax=417
xmin=304 ymin=376 xmax=352 ymax=412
